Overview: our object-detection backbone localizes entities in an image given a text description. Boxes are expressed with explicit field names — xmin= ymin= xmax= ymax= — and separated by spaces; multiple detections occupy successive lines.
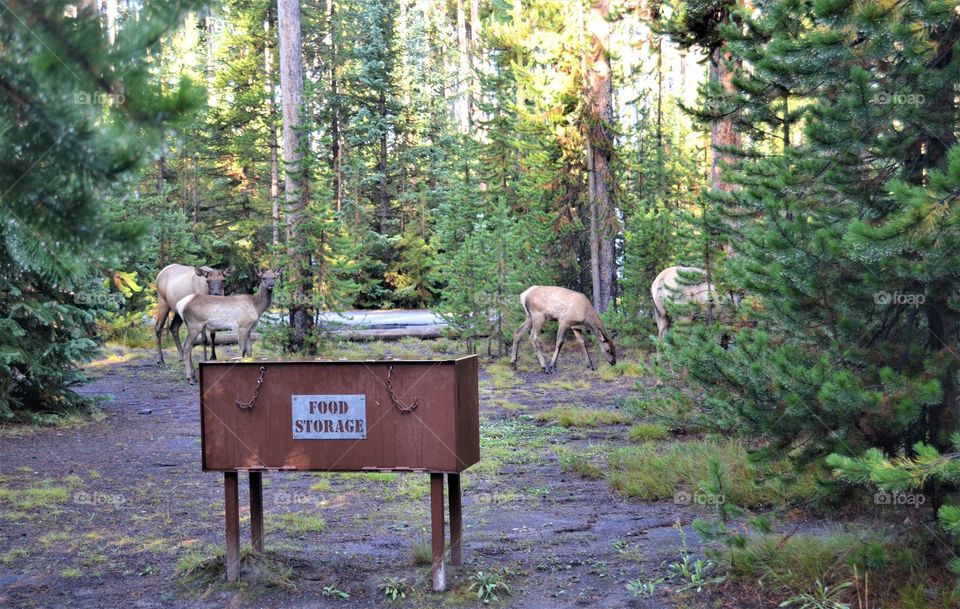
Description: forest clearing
xmin=2 ymin=0 xmax=960 ymax=607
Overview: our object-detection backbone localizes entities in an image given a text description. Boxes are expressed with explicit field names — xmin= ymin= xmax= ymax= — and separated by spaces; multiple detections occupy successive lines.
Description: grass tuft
xmin=536 ymin=406 xmax=632 ymax=428
xmin=626 ymin=422 xmax=669 ymax=442
xmin=606 ymin=439 xmax=819 ymax=508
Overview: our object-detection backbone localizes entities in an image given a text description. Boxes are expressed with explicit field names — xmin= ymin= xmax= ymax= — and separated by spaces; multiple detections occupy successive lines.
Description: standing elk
xmin=155 ymin=264 xmax=229 ymax=366
xmin=651 ymin=266 xmax=740 ymax=340
xmin=176 ymin=270 xmax=278 ymax=384
xmin=510 ymin=286 xmax=616 ymax=374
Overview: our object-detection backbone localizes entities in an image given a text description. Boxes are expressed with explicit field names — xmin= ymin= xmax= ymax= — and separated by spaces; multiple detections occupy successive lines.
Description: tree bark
xmin=278 ymin=0 xmax=313 ymax=352
xmin=266 ymin=4 xmax=281 ymax=246
xmin=584 ymin=0 xmax=618 ymax=313
xmin=708 ymin=47 xmax=741 ymax=194
xmin=328 ymin=0 xmax=342 ymax=212
xmin=378 ymin=90 xmax=389 ymax=234
xmin=456 ymin=0 xmax=469 ymax=131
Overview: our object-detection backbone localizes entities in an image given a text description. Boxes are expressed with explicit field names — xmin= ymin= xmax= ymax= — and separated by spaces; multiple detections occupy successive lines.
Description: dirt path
xmin=0 ymin=346 xmax=715 ymax=609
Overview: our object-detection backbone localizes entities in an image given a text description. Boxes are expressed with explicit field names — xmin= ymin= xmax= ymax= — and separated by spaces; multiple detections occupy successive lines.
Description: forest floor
xmin=0 ymin=339 xmax=913 ymax=609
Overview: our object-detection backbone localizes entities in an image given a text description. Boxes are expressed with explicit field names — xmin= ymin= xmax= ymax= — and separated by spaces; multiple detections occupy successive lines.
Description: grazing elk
xmin=155 ymin=264 xmax=229 ymax=366
xmin=651 ymin=266 xmax=740 ymax=340
xmin=176 ymin=270 xmax=278 ymax=384
xmin=510 ymin=286 xmax=616 ymax=374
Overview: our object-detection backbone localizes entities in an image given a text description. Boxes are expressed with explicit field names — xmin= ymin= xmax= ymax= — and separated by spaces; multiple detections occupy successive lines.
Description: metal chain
xmin=235 ymin=366 xmax=267 ymax=410
xmin=386 ymin=365 xmax=417 ymax=413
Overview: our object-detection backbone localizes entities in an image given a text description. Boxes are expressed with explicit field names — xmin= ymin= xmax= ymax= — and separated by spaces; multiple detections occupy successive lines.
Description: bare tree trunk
xmin=467 ymin=0 xmax=479 ymax=127
xmin=378 ymin=91 xmax=389 ymax=235
xmin=266 ymin=4 xmax=281 ymax=246
xmin=456 ymin=0 xmax=469 ymax=131
xmin=708 ymin=47 xmax=741 ymax=194
xmin=584 ymin=0 xmax=618 ymax=313
xmin=278 ymin=0 xmax=313 ymax=352
xmin=105 ymin=0 xmax=117 ymax=44
xmin=328 ymin=0 xmax=342 ymax=212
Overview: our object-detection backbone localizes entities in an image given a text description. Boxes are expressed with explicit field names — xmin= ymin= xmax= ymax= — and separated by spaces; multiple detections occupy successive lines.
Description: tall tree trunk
xmin=378 ymin=91 xmax=389 ymax=235
xmin=328 ymin=0 xmax=342 ymax=212
xmin=278 ymin=0 xmax=312 ymax=352
xmin=456 ymin=0 xmax=469 ymax=131
xmin=467 ymin=0 xmax=479 ymax=127
xmin=584 ymin=0 xmax=618 ymax=313
xmin=266 ymin=4 xmax=281 ymax=246
xmin=105 ymin=0 xmax=117 ymax=44
xmin=708 ymin=47 xmax=740 ymax=194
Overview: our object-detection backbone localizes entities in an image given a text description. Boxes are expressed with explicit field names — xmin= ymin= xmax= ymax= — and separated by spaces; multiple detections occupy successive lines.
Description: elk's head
xmin=600 ymin=333 xmax=616 ymax=366
xmin=258 ymin=269 xmax=280 ymax=292
xmin=196 ymin=266 xmax=229 ymax=296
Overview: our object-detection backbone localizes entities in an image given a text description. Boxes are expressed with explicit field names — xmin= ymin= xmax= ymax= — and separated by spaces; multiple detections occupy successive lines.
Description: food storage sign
xmin=292 ymin=395 xmax=367 ymax=439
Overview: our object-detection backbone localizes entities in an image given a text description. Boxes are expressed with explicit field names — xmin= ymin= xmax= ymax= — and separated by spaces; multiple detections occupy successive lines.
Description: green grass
xmin=0 ymin=477 xmax=79 ymax=510
xmin=598 ymin=361 xmax=645 ymax=381
xmin=485 ymin=362 xmax=522 ymax=389
xmin=626 ymin=422 xmax=669 ymax=441
xmin=535 ymin=379 xmax=591 ymax=391
xmin=60 ymin=567 xmax=83 ymax=579
xmin=275 ymin=512 xmax=326 ymax=535
xmin=310 ymin=479 xmax=333 ymax=492
xmin=606 ymin=439 xmax=819 ymax=508
xmin=0 ymin=548 xmax=29 ymax=565
xmin=725 ymin=531 xmax=957 ymax=608
xmin=536 ymin=406 xmax=632 ymax=428
xmin=410 ymin=536 xmax=432 ymax=566
xmin=555 ymin=448 xmax=604 ymax=479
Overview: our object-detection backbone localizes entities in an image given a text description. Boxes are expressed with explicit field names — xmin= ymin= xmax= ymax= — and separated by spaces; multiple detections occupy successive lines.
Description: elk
xmin=651 ymin=266 xmax=740 ymax=340
xmin=510 ymin=286 xmax=616 ymax=374
xmin=155 ymin=264 xmax=229 ymax=366
xmin=176 ymin=270 xmax=279 ymax=384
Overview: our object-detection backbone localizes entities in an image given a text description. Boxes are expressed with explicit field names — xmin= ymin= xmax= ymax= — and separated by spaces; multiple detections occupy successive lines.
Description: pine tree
xmin=0 ymin=0 xmax=202 ymax=420
xmin=663 ymin=0 xmax=960 ymax=481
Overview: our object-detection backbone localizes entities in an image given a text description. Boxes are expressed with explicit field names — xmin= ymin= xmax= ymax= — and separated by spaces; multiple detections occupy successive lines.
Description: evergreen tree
xmin=663 ymin=0 xmax=960 ymax=484
xmin=0 ymin=0 xmax=202 ymax=420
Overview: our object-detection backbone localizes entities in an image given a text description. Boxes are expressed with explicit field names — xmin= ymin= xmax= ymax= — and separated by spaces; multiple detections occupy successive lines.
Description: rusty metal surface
xmin=199 ymin=357 xmax=479 ymax=473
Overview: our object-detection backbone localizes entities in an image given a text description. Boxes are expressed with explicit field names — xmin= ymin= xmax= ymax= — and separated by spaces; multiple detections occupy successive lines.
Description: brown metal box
xmin=199 ymin=356 xmax=480 ymax=473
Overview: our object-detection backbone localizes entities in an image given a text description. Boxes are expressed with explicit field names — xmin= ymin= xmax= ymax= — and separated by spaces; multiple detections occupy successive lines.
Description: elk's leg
xmin=510 ymin=317 xmax=531 ymax=370
xmin=572 ymin=329 xmax=595 ymax=371
xmin=238 ymin=326 xmax=252 ymax=358
xmin=209 ymin=331 xmax=217 ymax=361
xmin=529 ymin=314 xmax=549 ymax=372
xmin=169 ymin=314 xmax=185 ymax=362
xmin=547 ymin=322 xmax=570 ymax=374
xmin=182 ymin=326 xmax=203 ymax=384
xmin=155 ymin=303 xmax=170 ymax=366
xmin=655 ymin=310 xmax=670 ymax=341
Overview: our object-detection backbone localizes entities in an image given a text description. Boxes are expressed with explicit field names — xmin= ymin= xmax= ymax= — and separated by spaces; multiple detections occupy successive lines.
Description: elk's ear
xmin=197 ymin=266 xmax=216 ymax=275
xmin=273 ymin=269 xmax=282 ymax=277
xmin=223 ymin=266 xmax=234 ymax=277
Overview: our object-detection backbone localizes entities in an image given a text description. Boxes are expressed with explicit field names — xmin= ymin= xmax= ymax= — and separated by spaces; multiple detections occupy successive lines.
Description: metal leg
xmin=249 ymin=471 xmax=263 ymax=553
xmin=430 ymin=473 xmax=446 ymax=591
xmin=448 ymin=473 xmax=462 ymax=566
xmin=224 ymin=472 xmax=240 ymax=582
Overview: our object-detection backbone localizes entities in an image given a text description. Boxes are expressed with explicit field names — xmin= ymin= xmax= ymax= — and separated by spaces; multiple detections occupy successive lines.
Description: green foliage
xmin=466 ymin=569 xmax=513 ymax=604
xmin=378 ymin=576 xmax=408 ymax=602
xmin=662 ymin=0 xmax=960 ymax=510
xmin=0 ymin=0 xmax=202 ymax=420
